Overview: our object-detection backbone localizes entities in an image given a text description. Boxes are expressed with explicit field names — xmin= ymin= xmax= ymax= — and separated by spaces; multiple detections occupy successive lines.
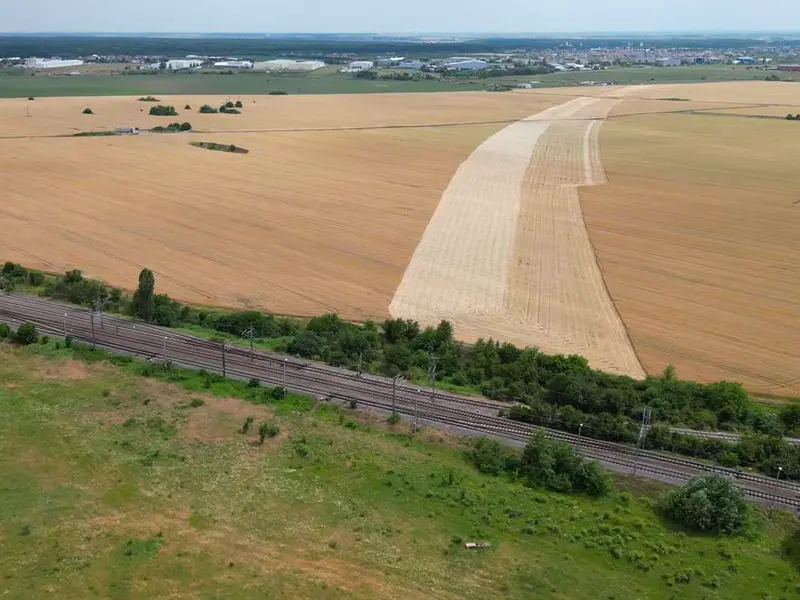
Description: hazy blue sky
xmin=4 ymin=0 xmax=799 ymax=34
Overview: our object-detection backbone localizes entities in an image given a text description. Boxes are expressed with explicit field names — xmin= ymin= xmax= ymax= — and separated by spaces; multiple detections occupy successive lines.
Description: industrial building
xmin=655 ymin=57 xmax=681 ymax=67
xmin=23 ymin=58 xmax=84 ymax=69
xmin=213 ymin=60 xmax=253 ymax=69
xmin=253 ymin=59 xmax=325 ymax=72
xmin=396 ymin=60 xmax=425 ymax=70
xmin=442 ymin=59 xmax=488 ymax=71
xmin=348 ymin=61 xmax=374 ymax=71
xmin=376 ymin=56 xmax=404 ymax=67
xmin=166 ymin=59 xmax=203 ymax=70
xmin=778 ymin=64 xmax=800 ymax=72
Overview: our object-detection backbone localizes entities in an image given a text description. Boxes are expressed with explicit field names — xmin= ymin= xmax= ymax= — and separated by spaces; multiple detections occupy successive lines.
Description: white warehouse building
xmin=166 ymin=59 xmax=203 ymax=70
xmin=24 ymin=58 xmax=84 ymax=69
xmin=214 ymin=60 xmax=253 ymax=69
xmin=442 ymin=59 xmax=488 ymax=71
xmin=253 ymin=59 xmax=326 ymax=72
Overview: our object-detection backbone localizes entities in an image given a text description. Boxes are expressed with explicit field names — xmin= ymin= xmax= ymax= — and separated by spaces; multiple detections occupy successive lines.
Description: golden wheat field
xmin=2 ymin=83 xmax=800 ymax=390
xmin=0 ymin=92 xmax=569 ymax=319
xmin=581 ymin=92 xmax=800 ymax=394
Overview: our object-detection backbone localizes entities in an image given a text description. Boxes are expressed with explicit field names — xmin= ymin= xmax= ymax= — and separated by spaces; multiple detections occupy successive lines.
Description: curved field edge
xmin=391 ymin=95 xmax=644 ymax=378
xmin=582 ymin=96 xmax=800 ymax=395
xmin=1 ymin=341 xmax=798 ymax=599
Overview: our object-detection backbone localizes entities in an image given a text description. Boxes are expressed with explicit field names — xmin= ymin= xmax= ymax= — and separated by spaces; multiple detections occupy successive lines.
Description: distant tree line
xmin=0 ymin=36 xmax=787 ymax=62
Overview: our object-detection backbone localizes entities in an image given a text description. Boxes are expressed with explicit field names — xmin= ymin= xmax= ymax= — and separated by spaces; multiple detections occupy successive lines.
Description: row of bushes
xmin=2 ymin=262 xmax=794 ymax=463
xmin=151 ymin=122 xmax=192 ymax=133
xmin=0 ymin=321 xmax=38 ymax=345
xmin=469 ymin=433 xmax=749 ymax=535
xmin=471 ymin=432 xmax=613 ymax=496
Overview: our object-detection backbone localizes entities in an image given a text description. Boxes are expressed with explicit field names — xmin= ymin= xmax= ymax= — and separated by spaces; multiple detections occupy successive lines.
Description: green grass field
xmin=0 ymin=69 xmax=481 ymax=98
xmin=1 ymin=340 xmax=799 ymax=599
xmin=463 ymin=65 xmax=788 ymax=88
xmin=0 ymin=65 xmax=781 ymax=98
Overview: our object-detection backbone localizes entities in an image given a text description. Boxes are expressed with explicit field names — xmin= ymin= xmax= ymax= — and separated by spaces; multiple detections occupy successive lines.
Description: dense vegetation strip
xmin=3 ymin=261 xmax=800 ymax=480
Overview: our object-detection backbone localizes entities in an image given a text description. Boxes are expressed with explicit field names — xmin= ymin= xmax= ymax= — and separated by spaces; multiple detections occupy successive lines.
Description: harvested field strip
xmin=391 ymin=96 xmax=645 ymax=378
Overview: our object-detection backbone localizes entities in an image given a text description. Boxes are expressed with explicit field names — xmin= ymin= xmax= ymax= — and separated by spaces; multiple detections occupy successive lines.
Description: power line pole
xmin=282 ymin=358 xmax=288 ymax=398
xmin=357 ymin=351 xmax=363 ymax=377
xmin=429 ymin=355 xmax=438 ymax=404
xmin=413 ymin=388 xmax=421 ymax=433
xmin=63 ymin=313 xmax=68 ymax=337
xmin=633 ymin=406 xmax=652 ymax=477
xmin=242 ymin=326 xmax=254 ymax=363
xmin=221 ymin=340 xmax=230 ymax=378
xmin=392 ymin=374 xmax=404 ymax=414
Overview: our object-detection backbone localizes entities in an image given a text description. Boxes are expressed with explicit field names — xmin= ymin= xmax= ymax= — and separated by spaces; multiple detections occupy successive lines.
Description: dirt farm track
xmin=1 ymin=82 xmax=799 ymax=392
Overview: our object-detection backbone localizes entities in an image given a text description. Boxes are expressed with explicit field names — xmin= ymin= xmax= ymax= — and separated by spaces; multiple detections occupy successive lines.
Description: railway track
xmin=2 ymin=293 xmax=799 ymax=509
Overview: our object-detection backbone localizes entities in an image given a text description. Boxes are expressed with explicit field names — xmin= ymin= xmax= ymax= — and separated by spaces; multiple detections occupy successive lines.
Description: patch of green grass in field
xmin=1 ymin=341 xmax=798 ymax=599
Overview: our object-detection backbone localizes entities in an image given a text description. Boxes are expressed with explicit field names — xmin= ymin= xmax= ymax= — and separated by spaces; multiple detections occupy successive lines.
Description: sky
xmin=3 ymin=0 xmax=800 ymax=34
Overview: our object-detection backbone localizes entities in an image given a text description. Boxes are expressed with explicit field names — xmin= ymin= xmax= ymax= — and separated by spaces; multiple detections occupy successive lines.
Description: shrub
xmin=27 ymin=96 xmax=35 ymax=101
xmin=180 ymin=121 xmax=192 ymax=131
xmin=520 ymin=431 xmax=613 ymax=496
xmin=82 ymin=107 xmax=93 ymax=114
xmin=184 ymin=104 xmax=191 ymax=110
xmin=199 ymin=104 xmax=218 ymax=114
xmin=224 ymin=101 xmax=234 ymax=109
xmin=240 ymin=416 xmax=254 ymax=434
xmin=258 ymin=422 xmax=280 ymax=444
xmin=138 ymin=96 xmax=160 ymax=102
xmin=248 ymin=378 xmax=260 ymax=388
xmin=149 ymin=105 xmax=178 ymax=116
xmin=269 ymin=91 xmax=288 ymax=95
xmin=27 ymin=270 xmax=44 ymax=286
xmin=0 ymin=323 xmax=10 ymax=339
xmin=787 ymin=114 xmax=795 ymax=120
xmin=14 ymin=322 xmax=38 ymax=345
xmin=387 ymin=411 xmax=401 ymax=425
xmin=469 ymin=437 xmax=514 ymax=476
xmin=234 ymin=100 xmax=243 ymax=108
xmin=189 ymin=397 xmax=204 ymax=408
xmin=658 ymin=474 xmax=748 ymax=534
xmin=64 ymin=335 xmax=73 ymax=348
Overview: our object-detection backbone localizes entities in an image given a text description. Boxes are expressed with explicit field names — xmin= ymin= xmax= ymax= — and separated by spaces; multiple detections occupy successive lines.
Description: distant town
xmin=3 ymin=41 xmax=800 ymax=76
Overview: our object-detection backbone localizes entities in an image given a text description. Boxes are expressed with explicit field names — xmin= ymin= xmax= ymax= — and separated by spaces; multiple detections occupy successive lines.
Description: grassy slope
xmin=0 ymin=65 xmax=776 ymax=98
xmin=0 ymin=341 xmax=798 ymax=599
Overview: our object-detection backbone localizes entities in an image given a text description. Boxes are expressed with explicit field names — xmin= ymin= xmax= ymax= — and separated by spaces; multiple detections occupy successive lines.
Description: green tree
xmin=14 ymin=322 xmax=38 ymax=345
xmin=82 ymin=107 xmax=93 ymax=115
xmin=133 ymin=268 xmax=156 ymax=322
xmin=658 ymin=474 xmax=748 ymax=534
